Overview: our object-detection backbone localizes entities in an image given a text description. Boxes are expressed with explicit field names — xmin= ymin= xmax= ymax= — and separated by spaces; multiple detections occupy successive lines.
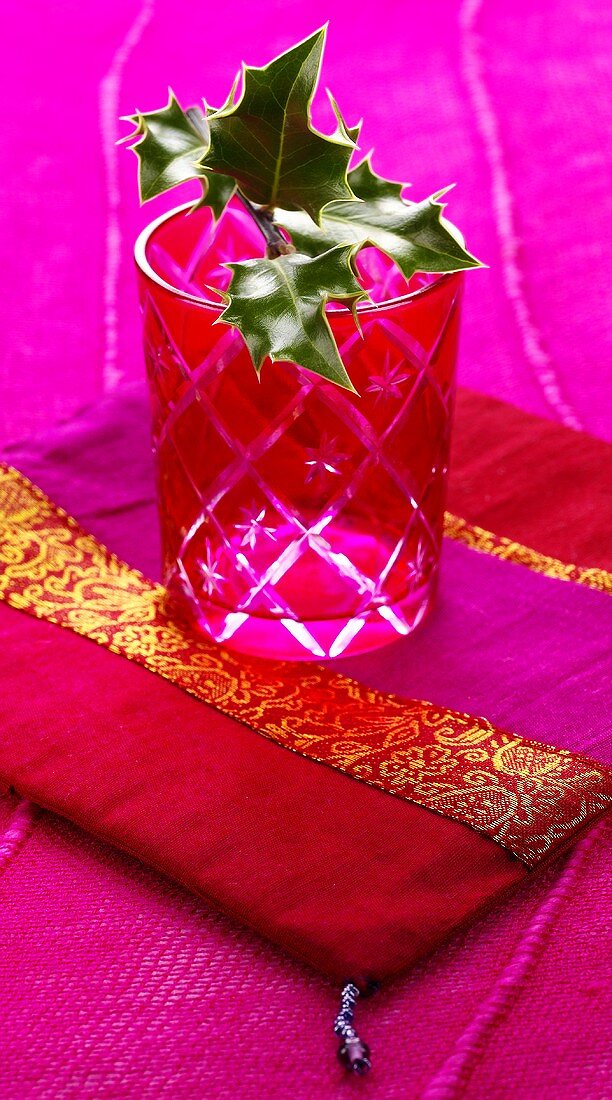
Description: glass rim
xmin=134 ymin=201 xmax=462 ymax=316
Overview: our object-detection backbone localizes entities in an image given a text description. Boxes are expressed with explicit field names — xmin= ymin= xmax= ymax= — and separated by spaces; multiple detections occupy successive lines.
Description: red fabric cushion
xmin=0 ymin=601 xmax=527 ymax=985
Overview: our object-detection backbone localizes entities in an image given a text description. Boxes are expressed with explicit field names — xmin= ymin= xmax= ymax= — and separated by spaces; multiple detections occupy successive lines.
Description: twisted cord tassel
xmin=334 ymin=982 xmax=372 ymax=1075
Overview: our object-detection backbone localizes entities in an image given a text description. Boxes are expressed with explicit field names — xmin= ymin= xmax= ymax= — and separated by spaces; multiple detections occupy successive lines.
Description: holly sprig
xmin=124 ymin=26 xmax=482 ymax=390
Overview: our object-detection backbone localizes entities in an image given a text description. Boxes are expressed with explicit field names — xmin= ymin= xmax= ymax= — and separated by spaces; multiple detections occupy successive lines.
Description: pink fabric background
xmin=1 ymin=1 xmax=611 ymax=1096
xmin=3 ymin=0 xmax=612 ymax=446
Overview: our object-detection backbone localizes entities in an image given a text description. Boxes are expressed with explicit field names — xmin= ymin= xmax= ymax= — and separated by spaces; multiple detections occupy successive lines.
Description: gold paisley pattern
xmin=1 ymin=463 xmax=610 ymax=867
xmin=444 ymin=513 xmax=612 ymax=595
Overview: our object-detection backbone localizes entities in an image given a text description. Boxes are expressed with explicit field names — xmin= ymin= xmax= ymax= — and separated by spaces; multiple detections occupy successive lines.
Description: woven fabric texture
xmin=1 ymin=0 xmax=611 ymax=1096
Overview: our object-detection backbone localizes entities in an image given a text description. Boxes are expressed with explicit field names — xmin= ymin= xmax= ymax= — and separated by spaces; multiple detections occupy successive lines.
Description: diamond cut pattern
xmin=138 ymin=204 xmax=462 ymax=658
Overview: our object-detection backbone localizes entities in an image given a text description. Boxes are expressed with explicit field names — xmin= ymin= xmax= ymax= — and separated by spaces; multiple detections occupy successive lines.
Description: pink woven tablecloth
xmin=1 ymin=1 xmax=611 ymax=1096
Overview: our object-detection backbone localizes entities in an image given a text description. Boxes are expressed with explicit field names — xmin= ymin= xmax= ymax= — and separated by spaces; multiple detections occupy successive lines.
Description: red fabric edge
xmin=449 ymin=389 xmax=612 ymax=570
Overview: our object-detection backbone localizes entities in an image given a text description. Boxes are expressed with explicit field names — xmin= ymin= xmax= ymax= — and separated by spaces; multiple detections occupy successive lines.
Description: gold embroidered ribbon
xmin=1 ymin=463 xmax=610 ymax=867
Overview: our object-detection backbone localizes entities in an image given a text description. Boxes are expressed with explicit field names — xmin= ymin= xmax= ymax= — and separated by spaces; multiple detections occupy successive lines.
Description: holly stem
xmin=186 ymin=106 xmax=294 ymax=260
xmin=234 ymin=193 xmax=295 ymax=259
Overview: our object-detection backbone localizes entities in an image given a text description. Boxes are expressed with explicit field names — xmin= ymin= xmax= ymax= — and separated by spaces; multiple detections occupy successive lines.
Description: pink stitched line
xmin=99 ymin=0 xmax=156 ymax=392
xmin=420 ymin=819 xmax=607 ymax=1099
xmin=459 ymin=0 xmax=583 ymax=432
xmin=0 ymin=799 xmax=37 ymax=875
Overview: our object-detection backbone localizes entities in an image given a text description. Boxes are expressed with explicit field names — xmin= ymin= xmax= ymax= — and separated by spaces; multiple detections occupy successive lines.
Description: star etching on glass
xmin=365 ymin=354 xmax=410 ymax=402
xmin=235 ymin=507 xmax=277 ymax=550
xmin=199 ymin=541 xmax=224 ymax=597
xmin=352 ymin=574 xmax=390 ymax=615
xmin=304 ymin=435 xmax=348 ymax=483
xmin=406 ymin=537 xmax=431 ymax=584
xmin=148 ymin=336 xmax=180 ymax=379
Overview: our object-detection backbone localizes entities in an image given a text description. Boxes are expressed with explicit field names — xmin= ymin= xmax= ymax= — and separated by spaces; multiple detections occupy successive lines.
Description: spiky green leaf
xmin=123 ymin=91 xmax=207 ymax=202
xmin=196 ymin=171 xmax=237 ymax=221
xmin=201 ymin=28 xmax=359 ymax=222
xmin=123 ymin=93 xmax=236 ymax=219
xmin=348 ymin=153 xmax=405 ymax=201
xmin=218 ymin=245 xmax=367 ymax=389
xmin=276 ymin=160 xmax=483 ymax=281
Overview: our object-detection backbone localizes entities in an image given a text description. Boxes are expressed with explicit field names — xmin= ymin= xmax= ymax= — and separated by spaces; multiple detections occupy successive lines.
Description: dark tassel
xmin=334 ymin=982 xmax=372 ymax=1076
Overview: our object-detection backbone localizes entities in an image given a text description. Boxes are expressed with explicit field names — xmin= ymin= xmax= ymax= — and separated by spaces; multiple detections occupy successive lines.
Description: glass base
xmin=171 ymin=554 xmax=437 ymax=661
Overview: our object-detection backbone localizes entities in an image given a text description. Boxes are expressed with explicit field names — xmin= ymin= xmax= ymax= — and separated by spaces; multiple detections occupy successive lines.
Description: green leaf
xmin=124 ymin=93 xmax=236 ymax=220
xmin=326 ymin=89 xmax=362 ymax=146
xmin=348 ymin=152 xmax=405 ymax=201
xmin=196 ymin=171 xmax=237 ymax=221
xmin=201 ymin=27 xmax=359 ymax=222
xmin=183 ymin=108 xmax=237 ymax=220
xmin=218 ymin=245 xmax=367 ymax=389
xmin=276 ymin=161 xmax=483 ymax=281
xmin=123 ymin=91 xmax=208 ymax=203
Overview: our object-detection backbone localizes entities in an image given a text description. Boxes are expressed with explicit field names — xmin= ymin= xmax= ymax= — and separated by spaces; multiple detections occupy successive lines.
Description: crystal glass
xmin=135 ymin=202 xmax=462 ymax=660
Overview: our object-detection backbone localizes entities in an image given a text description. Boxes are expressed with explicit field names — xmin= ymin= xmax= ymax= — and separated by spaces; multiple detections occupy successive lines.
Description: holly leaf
xmin=197 ymin=171 xmax=237 ymax=221
xmin=348 ymin=152 xmax=405 ymax=201
xmin=218 ymin=245 xmax=367 ymax=389
xmin=123 ymin=91 xmax=208 ymax=202
xmin=201 ymin=27 xmax=359 ymax=222
xmin=276 ymin=160 xmax=483 ymax=281
xmin=123 ymin=93 xmax=236 ymax=219
xmin=326 ymin=89 xmax=362 ymax=146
